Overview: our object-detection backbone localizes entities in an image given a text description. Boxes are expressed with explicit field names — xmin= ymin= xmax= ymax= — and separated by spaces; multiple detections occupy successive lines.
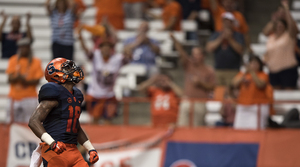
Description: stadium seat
xmin=0 ymin=5 xmax=46 ymax=16
xmin=0 ymin=60 xmax=9 ymax=72
xmin=206 ymin=101 xmax=222 ymax=113
xmin=258 ymin=33 xmax=268 ymax=43
xmin=120 ymin=64 xmax=147 ymax=76
xmin=117 ymin=31 xmax=137 ymax=41
xmin=149 ymin=20 xmax=164 ymax=30
xmin=274 ymin=90 xmax=300 ymax=101
xmin=124 ymin=19 xmax=142 ymax=30
xmin=181 ymin=20 xmax=197 ymax=31
xmin=291 ymin=11 xmax=300 ymax=20
xmin=251 ymin=43 xmax=266 ymax=56
xmin=0 ymin=73 xmax=8 ymax=84
xmin=293 ymin=0 xmax=300 ymax=10
xmin=0 ymin=98 xmax=9 ymax=109
xmin=0 ymin=85 xmax=9 ymax=96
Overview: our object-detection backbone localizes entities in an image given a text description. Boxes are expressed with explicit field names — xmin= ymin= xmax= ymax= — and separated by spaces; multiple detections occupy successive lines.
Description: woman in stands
xmin=232 ymin=56 xmax=271 ymax=130
xmin=263 ymin=0 xmax=298 ymax=90
xmin=45 ymin=0 xmax=78 ymax=60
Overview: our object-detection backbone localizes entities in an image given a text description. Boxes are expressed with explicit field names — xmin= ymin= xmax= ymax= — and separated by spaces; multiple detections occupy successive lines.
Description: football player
xmin=28 ymin=58 xmax=99 ymax=166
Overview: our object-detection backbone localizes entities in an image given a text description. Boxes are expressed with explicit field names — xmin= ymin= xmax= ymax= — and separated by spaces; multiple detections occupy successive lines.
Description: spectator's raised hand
xmin=281 ymin=0 xmax=289 ymax=10
xmin=26 ymin=12 xmax=31 ymax=24
xmin=1 ymin=10 xmax=7 ymax=19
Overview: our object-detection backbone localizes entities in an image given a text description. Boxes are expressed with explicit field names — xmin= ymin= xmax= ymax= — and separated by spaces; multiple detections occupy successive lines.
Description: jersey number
xmin=66 ymin=106 xmax=81 ymax=133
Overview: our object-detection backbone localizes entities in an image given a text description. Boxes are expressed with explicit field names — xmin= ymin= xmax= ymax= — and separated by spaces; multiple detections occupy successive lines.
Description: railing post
xmin=9 ymin=99 xmax=14 ymax=125
xmin=257 ymin=104 xmax=261 ymax=130
xmin=189 ymin=100 xmax=194 ymax=127
xmin=123 ymin=101 xmax=129 ymax=125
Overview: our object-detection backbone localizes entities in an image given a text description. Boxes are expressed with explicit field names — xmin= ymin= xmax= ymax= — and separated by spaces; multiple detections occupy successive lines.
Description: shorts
xmin=86 ymin=95 xmax=118 ymax=119
xmin=269 ymin=66 xmax=298 ymax=89
xmin=41 ymin=143 xmax=88 ymax=167
xmin=6 ymin=97 xmax=38 ymax=123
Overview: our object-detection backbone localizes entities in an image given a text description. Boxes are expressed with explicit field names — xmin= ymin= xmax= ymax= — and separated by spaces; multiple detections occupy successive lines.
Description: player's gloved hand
xmin=51 ymin=141 xmax=67 ymax=155
xmin=89 ymin=149 xmax=99 ymax=164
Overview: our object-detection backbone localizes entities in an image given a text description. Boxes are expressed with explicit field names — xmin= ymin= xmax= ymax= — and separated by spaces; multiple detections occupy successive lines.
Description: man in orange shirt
xmin=210 ymin=0 xmax=252 ymax=53
xmin=136 ymin=73 xmax=182 ymax=127
xmin=123 ymin=0 xmax=146 ymax=18
xmin=232 ymin=56 xmax=270 ymax=129
xmin=94 ymin=0 xmax=124 ymax=30
xmin=162 ymin=0 xmax=182 ymax=31
xmin=5 ymin=38 xmax=44 ymax=123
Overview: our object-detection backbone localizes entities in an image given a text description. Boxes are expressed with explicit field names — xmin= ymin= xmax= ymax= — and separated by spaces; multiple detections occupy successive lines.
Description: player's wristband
xmin=41 ymin=132 xmax=55 ymax=146
xmin=83 ymin=140 xmax=95 ymax=151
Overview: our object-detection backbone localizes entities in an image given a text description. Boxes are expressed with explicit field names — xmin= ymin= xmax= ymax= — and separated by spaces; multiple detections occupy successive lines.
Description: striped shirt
xmin=50 ymin=9 xmax=75 ymax=46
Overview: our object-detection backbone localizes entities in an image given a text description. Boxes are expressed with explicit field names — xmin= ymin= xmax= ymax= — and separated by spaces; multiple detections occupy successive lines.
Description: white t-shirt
xmin=87 ymin=49 xmax=124 ymax=98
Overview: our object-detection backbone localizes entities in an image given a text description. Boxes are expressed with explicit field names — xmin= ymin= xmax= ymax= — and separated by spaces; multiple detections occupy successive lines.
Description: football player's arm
xmin=77 ymin=125 xmax=99 ymax=164
xmin=28 ymin=100 xmax=66 ymax=154
xmin=168 ymin=81 xmax=183 ymax=97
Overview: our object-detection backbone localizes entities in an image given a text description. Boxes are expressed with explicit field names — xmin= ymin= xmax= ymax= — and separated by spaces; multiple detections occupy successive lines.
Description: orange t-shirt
xmin=235 ymin=72 xmax=270 ymax=105
xmin=94 ymin=0 xmax=124 ymax=29
xmin=162 ymin=1 xmax=182 ymax=31
xmin=212 ymin=4 xmax=248 ymax=34
xmin=6 ymin=55 xmax=44 ymax=100
xmin=94 ymin=0 xmax=124 ymax=15
xmin=148 ymin=87 xmax=179 ymax=128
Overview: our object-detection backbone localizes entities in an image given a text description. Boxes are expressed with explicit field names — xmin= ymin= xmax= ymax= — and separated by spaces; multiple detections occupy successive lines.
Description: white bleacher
xmin=274 ymin=90 xmax=300 ymax=101
xmin=258 ymin=33 xmax=268 ymax=43
xmin=251 ymin=43 xmax=266 ymax=56
xmin=291 ymin=11 xmax=300 ymax=20
xmin=293 ymin=0 xmax=300 ymax=10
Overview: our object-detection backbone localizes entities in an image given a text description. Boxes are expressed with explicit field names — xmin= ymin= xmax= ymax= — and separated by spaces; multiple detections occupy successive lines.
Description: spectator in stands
xmin=171 ymin=33 xmax=216 ymax=127
xmin=0 ymin=11 xmax=32 ymax=59
xmin=5 ymin=38 xmax=43 ymax=123
xmin=124 ymin=21 xmax=160 ymax=76
xmin=206 ymin=12 xmax=244 ymax=86
xmin=136 ymin=73 xmax=182 ymax=128
xmin=148 ymin=0 xmax=182 ymax=31
xmin=78 ymin=27 xmax=131 ymax=124
xmin=209 ymin=0 xmax=252 ymax=53
xmin=176 ymin=0 xmax=200 ymax=20
xmin=232 ymin=56 xmax=270 ymax=129
xmin=45 ymin=0 xmax=78 ymax=60
xmin=216 ymin=85 xmax=236 ymax=127
xmin=94 ymin=0 xmax=124 ymax=30
xmin=123 ymin=0 xmax=146 ymax=19
xmin=263 ymin=0 xmax=298 ymax=90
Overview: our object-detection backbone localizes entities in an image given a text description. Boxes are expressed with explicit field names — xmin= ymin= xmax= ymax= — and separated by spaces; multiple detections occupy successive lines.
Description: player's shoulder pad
xmin=73 ymin=86 xmax=84 ymax=101
xmin=38 ymin=82 xmax=61 ymax=103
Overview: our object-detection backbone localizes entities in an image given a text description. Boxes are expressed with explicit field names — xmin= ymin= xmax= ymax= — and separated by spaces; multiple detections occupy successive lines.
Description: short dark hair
xmin=249 ymin=55 xmax=264 ymax=71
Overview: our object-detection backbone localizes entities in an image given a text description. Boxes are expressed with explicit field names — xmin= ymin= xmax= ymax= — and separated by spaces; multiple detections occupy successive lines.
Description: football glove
xmin=88 ymin=149 xmax=99 ymax=164
xmin=51 ymin=141 xmax=67 ymax=155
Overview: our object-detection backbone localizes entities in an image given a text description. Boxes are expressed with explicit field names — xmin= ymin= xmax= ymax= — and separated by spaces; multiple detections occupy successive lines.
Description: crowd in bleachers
xmin=2 ymin=0 xmax=300 ymax=130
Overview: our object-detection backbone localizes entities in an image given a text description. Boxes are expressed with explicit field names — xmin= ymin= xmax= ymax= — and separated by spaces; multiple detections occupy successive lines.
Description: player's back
xmin=38 ymin=82 xmax=84 ymax=144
